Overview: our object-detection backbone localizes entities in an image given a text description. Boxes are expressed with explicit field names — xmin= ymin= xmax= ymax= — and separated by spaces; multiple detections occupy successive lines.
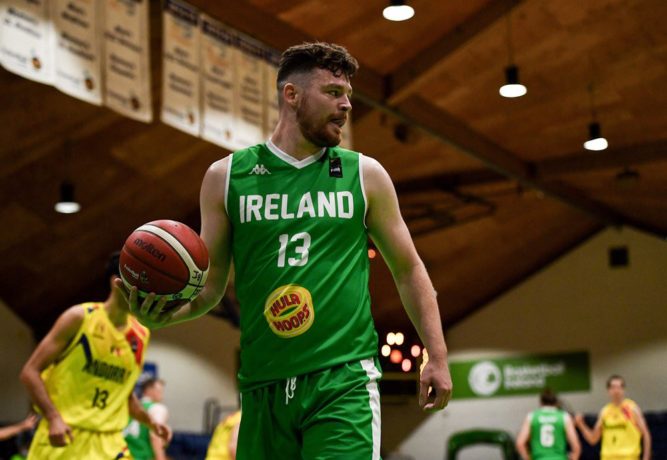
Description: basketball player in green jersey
xmin=516 ymin=389 xmax=581 ymax=460
xmin=120 ymin=42 xmax=452 ymax=459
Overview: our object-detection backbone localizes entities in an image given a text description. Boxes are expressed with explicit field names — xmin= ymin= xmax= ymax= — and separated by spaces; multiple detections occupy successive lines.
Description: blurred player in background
xmin=206 ymin=410 xmax=241 ymax=460
xmin=516 ymin=388 xmax=580 ymax=460
xmin=576 ymin=375 xmax=651 ymax=460
xmin=20 ymin=253 xmax=171 ymax=459
xmin=125 ymin=378 xmax=170 ymax=460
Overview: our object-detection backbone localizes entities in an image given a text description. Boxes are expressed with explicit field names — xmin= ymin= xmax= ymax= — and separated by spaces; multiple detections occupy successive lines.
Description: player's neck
xmin=270 ymin=122 xmax=322 ymax=161
xmin=104 ymin=295 xmax=129 ymax=329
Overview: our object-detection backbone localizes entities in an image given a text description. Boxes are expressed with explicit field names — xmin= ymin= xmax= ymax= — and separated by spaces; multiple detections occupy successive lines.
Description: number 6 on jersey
xmin=277 ymin=233 xmax=311 ymax=267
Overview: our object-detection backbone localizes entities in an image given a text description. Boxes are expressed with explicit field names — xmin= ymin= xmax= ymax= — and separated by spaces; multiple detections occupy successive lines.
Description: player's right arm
xmin=119 ymin=157 xmax=233 ymax=329
xmin=575 ymin=411 xmax=602 ymax=445
xmin=19 ymin=306 xmax=84 ymax=446
xmin=515 ymin=414 xmax=532 ymax=460
xmin=564 ymin=413 xmax=582 ymax=460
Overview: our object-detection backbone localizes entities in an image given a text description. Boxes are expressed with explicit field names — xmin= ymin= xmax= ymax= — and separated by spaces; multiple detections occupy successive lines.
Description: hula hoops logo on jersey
xmin=264 ymin=285 xmax=314 ymax=338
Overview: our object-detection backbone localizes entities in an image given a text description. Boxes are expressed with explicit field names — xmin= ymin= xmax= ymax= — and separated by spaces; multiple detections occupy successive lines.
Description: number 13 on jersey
xmin=277 ymin=233 xmax=311 ymax=267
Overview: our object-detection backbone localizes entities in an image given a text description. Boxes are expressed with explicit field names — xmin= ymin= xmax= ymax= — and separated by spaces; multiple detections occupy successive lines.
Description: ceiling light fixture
xmin=584 ymin=84 xmax=608 ymax=151
xmin=499 ymin=10 xmax=526 ymax=98
xmin=55 ymin=181 xmax=81 ymax=214
xmin=383 ymin=0 xmax=414 ymax=22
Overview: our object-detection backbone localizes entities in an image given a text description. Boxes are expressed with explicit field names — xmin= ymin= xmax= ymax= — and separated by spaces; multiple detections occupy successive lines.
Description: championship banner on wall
xmin=103 ymin=0 xmax=152 ymax=122
xmin=233 ymin=33 xmax=265 ymax=149
xmin=0 ymin=0 xmax=54 ymax=84
xmin=53 ymin=0 xmax=103 ymax=105
xmin=161 ymin=0 xmax=200 ymax=136
xmin=200 ymin=15 xmax=238 ymax=150
xmin=450 ymin=351 xmax=590 ymax=400
xmin=263 ymin=51 xmax=280 ymax=140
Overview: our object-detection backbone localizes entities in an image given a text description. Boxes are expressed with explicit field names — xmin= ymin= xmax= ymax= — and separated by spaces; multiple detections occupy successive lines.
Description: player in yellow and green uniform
xmin=123 ymin=42 xmax=453 ymax=460
xmin=516 ymin=389 xmax=580 ymax=460
xmin=20 ymin=254 xmax=171 ymax=460
xmin=576 ymin=375 xmax=652 ymax=460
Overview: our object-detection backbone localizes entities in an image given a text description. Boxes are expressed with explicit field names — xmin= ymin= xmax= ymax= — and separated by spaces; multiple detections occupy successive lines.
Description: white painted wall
xmin=397 ymin=228 xmax=667 ymax=460
xmin=0 ymin=300 xmax=34 ymax=420
xmin=145 ymin=316 xmax=240 ymax=432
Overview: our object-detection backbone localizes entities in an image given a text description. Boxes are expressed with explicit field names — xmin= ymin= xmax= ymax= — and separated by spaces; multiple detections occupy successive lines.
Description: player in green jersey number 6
xmin=516 ymin=389 xmax=581 ymax=460
xmin=119 ymin=42 xmax=453 ymax=459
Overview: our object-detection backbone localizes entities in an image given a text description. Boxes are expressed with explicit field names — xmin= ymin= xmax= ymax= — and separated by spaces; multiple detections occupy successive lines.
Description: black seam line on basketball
xmin=145 ymin=224 xmax=207 ymax=271
xmin=122 ymin=248 xmax=184 ymax=295
xmin=129 ymin=228 xmax=192 ymax=286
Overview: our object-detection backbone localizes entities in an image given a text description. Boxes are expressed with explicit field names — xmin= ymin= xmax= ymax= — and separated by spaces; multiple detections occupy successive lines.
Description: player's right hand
xmin=113 ymin=278 xmax=174 ymax=329
xmin=47 ymin=414 xmax=73 ymax=447
xmin=574 ymin=413 xmax=585 ymax=427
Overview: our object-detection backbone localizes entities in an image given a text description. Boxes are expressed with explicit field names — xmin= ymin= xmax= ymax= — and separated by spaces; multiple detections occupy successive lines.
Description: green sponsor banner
xmin=450 ymin=351 xmax=590 ymax=400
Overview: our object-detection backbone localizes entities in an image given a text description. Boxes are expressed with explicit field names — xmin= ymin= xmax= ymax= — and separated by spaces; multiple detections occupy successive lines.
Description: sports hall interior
xmin=1 ymin=1 xmax=666 ymax=459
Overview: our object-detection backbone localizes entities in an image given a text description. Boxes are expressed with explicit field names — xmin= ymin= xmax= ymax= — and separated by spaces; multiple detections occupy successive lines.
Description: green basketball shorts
xmin=237 ymin=357 xmax=382 ymax=460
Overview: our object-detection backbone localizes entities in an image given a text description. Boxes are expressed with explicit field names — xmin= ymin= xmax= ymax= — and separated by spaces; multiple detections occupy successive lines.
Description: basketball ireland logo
xmin=264 ymin=285 xmax=315 ymax=338
xmin=468 ymin=361 xmax=502 ymax=396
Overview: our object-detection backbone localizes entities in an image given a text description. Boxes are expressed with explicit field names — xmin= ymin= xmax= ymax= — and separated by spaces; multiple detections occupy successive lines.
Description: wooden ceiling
xmin=2 ymin=0 xmax=666 ymax=337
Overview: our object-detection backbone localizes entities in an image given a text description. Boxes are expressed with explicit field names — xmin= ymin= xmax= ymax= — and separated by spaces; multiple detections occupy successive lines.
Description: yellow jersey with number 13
xmin=40 ymin=303 xmax=149 ymax=432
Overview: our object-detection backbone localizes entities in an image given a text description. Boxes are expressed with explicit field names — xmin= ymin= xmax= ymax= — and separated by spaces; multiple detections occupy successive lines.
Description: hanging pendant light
xmin=499 ymin=11 xmax=526 ymax=98
xmin=383 ymin=0 xmax=415 ymax=22
xmin=55 ymin=181 xmax=81 ymax=214
xmin=583 ymin=84 xmax=608 ymax=151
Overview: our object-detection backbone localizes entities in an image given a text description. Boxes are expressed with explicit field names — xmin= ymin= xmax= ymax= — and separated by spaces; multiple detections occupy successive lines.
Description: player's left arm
xmin=632 ymin=405 xmax=652 ymax=460
xmin=128 ymin=394 xmax=172 ymax=444
xmin=515 ymin=414 xmax=532 ymax=460
xmin=147 ymin=403 xmax=169 ymax=460
xmin=363 ymin=155 xmax=452 ymax=412
xmin=564 ymin=413 xmax=582 ymax=460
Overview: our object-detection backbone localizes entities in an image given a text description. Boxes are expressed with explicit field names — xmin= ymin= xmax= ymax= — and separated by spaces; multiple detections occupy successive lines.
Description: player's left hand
xmin=419 ymin=358 xmax=453 ymax=412
xmin=113 ymin=278 xmax=177 ymax=329
xmin=150 ymin=421 xmax=172 ymax=444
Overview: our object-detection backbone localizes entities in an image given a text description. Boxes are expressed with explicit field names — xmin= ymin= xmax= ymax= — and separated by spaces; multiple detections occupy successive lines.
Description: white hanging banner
xmin=233 ymin=34 xmax=265 ymax=149
xmin=52 ymin=0 xmax=103 ymax=105
xmin=0 ymin=0 xmax=54 ymax=84
xmin=161 ymin=0 xmax=200 ymax=136
xmin=263 ymin=51 xmax=280 ymax=140
xmin=200 ymin=15 xmax=238 ymax=150
xmin=103 ymin=0 xmax=152 ymax=122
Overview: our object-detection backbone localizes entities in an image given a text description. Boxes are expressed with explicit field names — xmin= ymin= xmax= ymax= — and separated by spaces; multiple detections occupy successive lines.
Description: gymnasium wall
xmin=396 ymin=227 xmax=667 ymax=460
xmin=145 ymin=316 xmax=241 ymax=432
xmin=0 ymin=299 xmax=34 ymax=420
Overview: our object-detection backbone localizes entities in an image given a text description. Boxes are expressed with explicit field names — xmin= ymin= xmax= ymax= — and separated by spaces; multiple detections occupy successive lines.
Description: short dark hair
xmin=105 ymin=251 xmax=121 ymax=279
xmin=607 ymin=374 xmax=625 ymax=388
xmin=140 ymin=377 xmax=164 ymax=394
xmin=277 ymin=42 xmax=358 ymax=91
xmin=540 ymin=388 xmax=558 ymax=406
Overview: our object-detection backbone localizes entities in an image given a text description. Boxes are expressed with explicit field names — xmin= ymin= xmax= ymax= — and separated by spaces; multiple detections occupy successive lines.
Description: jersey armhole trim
xmin=359 ymin=153 xmax=368 ymax=228
xmin=224 ymin=153 xmax=233 ymax=214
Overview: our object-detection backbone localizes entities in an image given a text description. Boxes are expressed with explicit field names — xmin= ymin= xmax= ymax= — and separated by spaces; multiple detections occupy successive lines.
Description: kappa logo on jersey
xmin=249 ymin=164 xmax=271 ymax=175
xmin=264 ymin=284 xmax=314 ymax=338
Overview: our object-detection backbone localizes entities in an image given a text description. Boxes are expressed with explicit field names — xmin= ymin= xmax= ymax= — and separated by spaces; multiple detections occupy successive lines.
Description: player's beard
xmin=296 ymin=100 xmax=344 ymax=148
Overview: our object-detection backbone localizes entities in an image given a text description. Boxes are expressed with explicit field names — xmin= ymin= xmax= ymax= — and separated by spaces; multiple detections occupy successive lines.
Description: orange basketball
xmin=119 ymin=220 xmax=209 ymax=303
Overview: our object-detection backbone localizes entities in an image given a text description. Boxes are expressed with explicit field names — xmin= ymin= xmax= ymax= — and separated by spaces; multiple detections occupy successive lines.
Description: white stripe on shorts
xmin=360 ymin=358 xmax=382 ymax=460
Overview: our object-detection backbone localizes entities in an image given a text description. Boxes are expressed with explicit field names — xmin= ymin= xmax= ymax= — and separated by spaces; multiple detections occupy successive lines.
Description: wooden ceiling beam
xmin=536 ymin=140 xmax=667 ymax=177
xmin=395 ymin=168 xmax=507 ymax=193
xmin=386 ymin=0 xmax=523 ymax=104
xmin=187 ymin=1 xmax=667 ymax=238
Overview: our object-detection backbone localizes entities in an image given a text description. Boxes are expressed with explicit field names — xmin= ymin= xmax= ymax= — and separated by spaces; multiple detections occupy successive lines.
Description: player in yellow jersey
xmin=576 ymin=375 xmax=652 ymax=460
xmin=205 ymin=410 xmax=241 ymax=460
xmin=20 ymin=253 xmax=171 ymax=460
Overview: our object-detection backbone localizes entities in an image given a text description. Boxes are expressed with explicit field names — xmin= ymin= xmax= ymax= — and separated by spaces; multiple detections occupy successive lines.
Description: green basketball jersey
xmin=124 ymin=400 xmax=154 ymax=460
xmin=529 ymin=407 xmax=568 ymax=460
xmin=226 ymin=141 xmax=378 ymax=391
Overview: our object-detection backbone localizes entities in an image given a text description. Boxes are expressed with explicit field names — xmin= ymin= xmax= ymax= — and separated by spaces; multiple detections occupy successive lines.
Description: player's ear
xmin=283 ymin=82 xmax=299 ymax=108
